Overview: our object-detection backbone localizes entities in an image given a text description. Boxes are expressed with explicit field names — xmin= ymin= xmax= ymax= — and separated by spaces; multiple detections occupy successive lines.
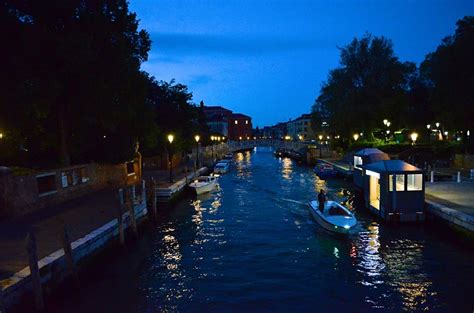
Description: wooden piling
xmin=141 ymin=180 xmax=146 ymax=204
xmin=25 ymin=231 xmax=44 ymax=311
xmin=0 ymin=285 xmax=5 ymax=313
xmin=117 ymin=188 xmax=125 ymax=245
xmin=60 ymin=225 xmax=79 ymax=289
xmin=131 ymin=185 xmax=136 ymax=203
xmin=127 ymin=188 xmax=138 ymax=237
xmin=150 ymin=178 xmax=157 ymax=221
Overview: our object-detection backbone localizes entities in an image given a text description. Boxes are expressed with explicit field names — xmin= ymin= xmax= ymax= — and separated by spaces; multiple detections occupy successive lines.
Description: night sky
xmin=129 ymin=0 xmax=474 ymax=127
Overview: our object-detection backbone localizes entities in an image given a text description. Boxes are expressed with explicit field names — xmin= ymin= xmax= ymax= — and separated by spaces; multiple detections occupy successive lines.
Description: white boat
xmin=189 ymin=176 xmax=218 ymax=195
xmin=223 ymin=153 xmax=233 ymax=160
xmin=308 ymin=200 xmax=357 ymax=234
xmin=214 ymin=161 xmax=230 ymax=174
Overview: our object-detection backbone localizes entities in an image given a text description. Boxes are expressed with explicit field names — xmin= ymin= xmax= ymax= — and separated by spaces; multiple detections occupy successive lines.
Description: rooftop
xmin=363 ymin=160 xmax=422 ymax=173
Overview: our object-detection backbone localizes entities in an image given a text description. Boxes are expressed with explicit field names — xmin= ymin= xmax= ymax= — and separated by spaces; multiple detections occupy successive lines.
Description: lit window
xmin=389 ymin=174 xmax=405 ymax=191
xmin=407 ymin=174 xmax=423 ymax=191
xmin=354 ymin=156 xmax=363 ymax=169
xmin=235 ymin=120 xmax=238 ymax=124
xmin=245 ymin=120 xmax=248 ymax=124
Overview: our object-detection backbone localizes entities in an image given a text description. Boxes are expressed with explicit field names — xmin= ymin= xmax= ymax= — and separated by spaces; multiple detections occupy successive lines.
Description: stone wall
xmin=0 ymin=162 xmax=139 ymax=219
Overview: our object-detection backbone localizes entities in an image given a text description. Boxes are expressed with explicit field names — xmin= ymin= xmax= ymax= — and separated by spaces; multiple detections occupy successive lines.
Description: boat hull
xmin=308 ymin=201 xmax=356 ymax=234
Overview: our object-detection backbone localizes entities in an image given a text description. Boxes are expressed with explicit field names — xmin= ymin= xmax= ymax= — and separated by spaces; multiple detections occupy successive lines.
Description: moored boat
xmin=308 ymin=200 xmax=357 ymax=234
xmin=313 ymin=163 xmax=339 ymax=179
xmin=214 ymin=161 xmax=230 ymax=174
xmin=189 ymin=176 xmax=218 ymax=195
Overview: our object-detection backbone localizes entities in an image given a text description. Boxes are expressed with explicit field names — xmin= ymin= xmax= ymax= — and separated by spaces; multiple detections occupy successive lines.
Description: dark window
xmin=37 ymin=174 xmax=57 ymax=195
xmin=126 ymin=162 xmax=135 ymax=175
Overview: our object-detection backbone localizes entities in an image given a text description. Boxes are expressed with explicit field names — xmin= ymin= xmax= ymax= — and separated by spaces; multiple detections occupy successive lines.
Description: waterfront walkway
xmin=0 ymin=164 xmax=195 ymax=282
xmin=425 ymin=181 xmax=474 ymax=232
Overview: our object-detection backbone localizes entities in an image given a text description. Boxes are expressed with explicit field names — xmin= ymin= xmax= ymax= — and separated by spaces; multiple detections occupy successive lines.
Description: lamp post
xmin=410 ymin=132 xmax=418 ymax=145
xmin=318 ymin=134 xmax=323 ymax=158
xmin=353 ymin=133 xmax=359 ymax=141
xmin=167 ymin=134 xmax=174 ymax=183
xmin=211 ymin=136 xmax=215 ymax=163
xmin=194 ymin=135 xmax=200 ymax=174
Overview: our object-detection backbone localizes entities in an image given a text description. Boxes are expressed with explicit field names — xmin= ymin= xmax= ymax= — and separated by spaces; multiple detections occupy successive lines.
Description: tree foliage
xmin=0 ymin=0 xmax=153 ymax=165
xmin=421 ymin=16 xmax=474 ymax=130
xmin=312 ymin=34 xmax=415 ymax=141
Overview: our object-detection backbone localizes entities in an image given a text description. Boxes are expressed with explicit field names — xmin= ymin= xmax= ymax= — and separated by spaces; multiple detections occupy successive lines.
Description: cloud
xmin=149 ymin=32 xmax=332 ymax=58
xmin=187 ymin=74 xmax=212 ymax=86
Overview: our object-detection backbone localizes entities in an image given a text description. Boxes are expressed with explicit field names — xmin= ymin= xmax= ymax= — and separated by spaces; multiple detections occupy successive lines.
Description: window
xmin=354 ymin=156 xmax=363 ymax=169
xmin=126 ymin=162 xmax=135 ymax=176
xmin=245 ymin=120 xmax=248 ymax=124
xmin=37 ymin=173 xmax=57 ymax=196
xmin=407 ymin=174 xmax=423 ymax=191
xmin=389 ymin=174 xmax=405 ymax=191
xmin=61 ymin=168 xmax=90 ymax=188
xmin=235 ymin=120 xmax=238 ymax=125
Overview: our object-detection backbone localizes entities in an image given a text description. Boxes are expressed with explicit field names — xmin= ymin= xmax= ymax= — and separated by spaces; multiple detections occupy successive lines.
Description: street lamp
xmin=383 ymin=119 xmax=388 ymax=126
xmin=410 ymin=132 xmax=418 ymax=145
xmin=0 ymin=132 xmax=3 ymax=139
xmin=167 ymin=134 xmax=174 ymax=183
xmin=211 ymin=135 xmax=216 ymax=163
xmin=426 ymin=124 xmax=431 ymax=129
xmin=386 ymin=121 xmax=391 ymax=127
xmin=435 ymin=122 xmax=440 ymax=128
xmin=194 ymin=135 xmax=200 ymax=172
xmin=353 ymin=133 xmax=359 ymax=141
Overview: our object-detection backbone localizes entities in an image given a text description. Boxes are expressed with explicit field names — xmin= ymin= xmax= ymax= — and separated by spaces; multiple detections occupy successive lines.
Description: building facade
xmin=203 ymin=106 xmax=233 ymax=137
xmin=228 ymin=113 xmax=252 ymax=140
xmin=286 ymin=114 xmax=315 ymax=141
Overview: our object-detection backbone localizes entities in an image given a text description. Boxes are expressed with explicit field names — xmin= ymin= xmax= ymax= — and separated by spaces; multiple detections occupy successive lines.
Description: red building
xmin=228 ymin=113 xmax=252 ymax=140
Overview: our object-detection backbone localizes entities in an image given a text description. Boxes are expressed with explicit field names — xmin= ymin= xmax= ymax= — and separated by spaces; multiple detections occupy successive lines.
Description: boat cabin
xmin=361 ymin=160 xmax=425 ymax=222
xmin=353 ymin=148 xmax=390 ymax=190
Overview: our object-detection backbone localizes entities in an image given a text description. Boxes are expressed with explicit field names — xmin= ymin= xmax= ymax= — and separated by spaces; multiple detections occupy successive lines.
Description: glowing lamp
xmin=353 ymin=133 xmax=359 ymax=141
xmin=167 ymin=134 xmax=174 ymax=144
xmin=410 ymin=132 xmax=418 ymax=144
xmin=194 ymin=135 xmax=200 ymax=142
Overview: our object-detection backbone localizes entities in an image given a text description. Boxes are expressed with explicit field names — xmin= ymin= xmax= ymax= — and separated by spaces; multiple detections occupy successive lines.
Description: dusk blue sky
xmin=129 ymin=0 xmax=474 ymax=127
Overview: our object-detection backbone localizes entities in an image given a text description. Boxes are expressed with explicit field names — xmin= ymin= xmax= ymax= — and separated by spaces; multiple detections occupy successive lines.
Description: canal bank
xmin=0 ymin=161 xmax=212 ymax=311
xmin=24 ymin=147 xmax=474 ymax=313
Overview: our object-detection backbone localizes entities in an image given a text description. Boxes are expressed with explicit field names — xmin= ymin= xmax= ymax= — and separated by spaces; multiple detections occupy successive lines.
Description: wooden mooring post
xmin=60 ymin=225 xmax=79 ymax=289
xmin=0 ymin=285 xmax=5 ymax=313
xmin=127 ymin=188 xmax=138 ymax=237
xmin=117 ymin=188 xmax=125 ymax=245
xmin=26 ymin=231 xmax=44 ymax=311
xmin=150 ymin=178 xmax=157 ymax=221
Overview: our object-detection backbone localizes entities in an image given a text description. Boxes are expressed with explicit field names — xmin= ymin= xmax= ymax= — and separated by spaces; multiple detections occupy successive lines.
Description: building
xmin=261 ymin=122 xmax=287 ymax=139
xmin=361 ymin=160 xmax=425 ymax=222
xmin=202 ymin=106 xmax=233 ymax=137
xmin=286 ymin=114 xmax=315 ymax=141
xmin=353 ymin=148 xmax=391 ymax=190
xmin=228 ymin=113 xmax=252 ymax=140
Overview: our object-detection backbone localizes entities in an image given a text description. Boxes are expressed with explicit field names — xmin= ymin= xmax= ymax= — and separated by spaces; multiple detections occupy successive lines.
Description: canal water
xmin=44 ymin=147 xmax=473 ymax=313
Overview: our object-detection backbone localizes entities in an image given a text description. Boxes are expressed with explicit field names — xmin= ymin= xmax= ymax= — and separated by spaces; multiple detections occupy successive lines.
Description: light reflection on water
xmin=132 ymin=149 xmax=473 ymax=312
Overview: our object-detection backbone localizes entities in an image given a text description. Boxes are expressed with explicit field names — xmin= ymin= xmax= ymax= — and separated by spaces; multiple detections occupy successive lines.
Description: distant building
xmin=286 ymin=114 xmax=315 ymax=140
xmin=202 ymin=106 xmax=233 ymax=136
xmin=228 ymin=113 xmax=252 ymax=140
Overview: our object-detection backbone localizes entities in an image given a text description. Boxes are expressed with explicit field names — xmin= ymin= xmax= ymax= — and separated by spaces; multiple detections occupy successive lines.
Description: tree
xmin=312 ymin=34 xmax=415 ymax=141
xmin=0 ymin=0 xmax=152 ymax=166
xmin=145 ymin=78 xmax=200 ymax=155
xmin=421 ymin=16 xmax=474 ymax=131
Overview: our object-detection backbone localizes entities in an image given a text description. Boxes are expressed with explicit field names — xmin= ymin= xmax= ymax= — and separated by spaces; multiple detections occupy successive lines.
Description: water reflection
xmin=235 ymin=151 xmax=252 ymax=178
xmin=281 ymin=157 xmax=293 ymax=180
xmin=383 ymin=239 xmax=432 ymax=311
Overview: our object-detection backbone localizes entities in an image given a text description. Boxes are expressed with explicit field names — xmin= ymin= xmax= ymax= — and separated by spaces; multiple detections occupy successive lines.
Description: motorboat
xmin=214 ymin=161 xmax=230 ymax=174
xmin=308 ymin=200 xmax=357 ymax=234
xmin=313 ymin=163 xmax=339 ymax=179
xmin=189 ymin=176 xmax=218 ymax=195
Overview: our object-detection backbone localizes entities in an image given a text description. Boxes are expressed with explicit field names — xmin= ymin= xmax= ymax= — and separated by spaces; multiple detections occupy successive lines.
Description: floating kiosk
xmin=353 ymin=148 xmax=390 ymax=190
xmin=361 ymin=160 xmax=425 ymax=222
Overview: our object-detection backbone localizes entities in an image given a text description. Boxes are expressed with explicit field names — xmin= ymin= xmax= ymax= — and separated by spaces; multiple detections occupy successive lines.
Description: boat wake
xmin=279 ymin=198 xmax=307 ymax=206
